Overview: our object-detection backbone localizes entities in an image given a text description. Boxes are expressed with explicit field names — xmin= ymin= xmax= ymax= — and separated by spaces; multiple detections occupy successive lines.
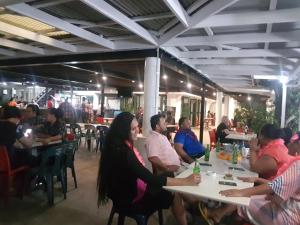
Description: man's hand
xmin=184 ymin=173 xmax=201 ymax=185
xmin=219 ymin=189 xmax=244 ymax=197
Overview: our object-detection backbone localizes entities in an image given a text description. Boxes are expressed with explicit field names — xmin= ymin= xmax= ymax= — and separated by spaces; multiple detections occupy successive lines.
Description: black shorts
xmin=128 ymin=189 xmax=174 ymax=214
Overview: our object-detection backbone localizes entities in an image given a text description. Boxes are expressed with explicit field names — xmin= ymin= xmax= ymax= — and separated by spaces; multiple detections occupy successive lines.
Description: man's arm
xmin=18 ymin=136 xmax=33 ymax=149
xmin=148 ymin=156 xmax=179 ymax=173
xmin=174 ymin=143 xmax=194 ymax=163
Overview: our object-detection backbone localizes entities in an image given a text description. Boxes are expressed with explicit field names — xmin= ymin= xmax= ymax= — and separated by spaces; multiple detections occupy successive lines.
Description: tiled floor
xmin=0 ymin=129 xmax=211 ymax=225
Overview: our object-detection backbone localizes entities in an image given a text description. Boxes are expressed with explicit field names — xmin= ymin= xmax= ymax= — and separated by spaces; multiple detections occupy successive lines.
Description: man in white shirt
xmin=146 ymin=114 xmax=181 ymax=175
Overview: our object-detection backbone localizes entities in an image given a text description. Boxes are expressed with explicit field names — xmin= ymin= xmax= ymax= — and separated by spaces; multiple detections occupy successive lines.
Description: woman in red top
xmin=249 ymin=124 xmax=292 ymax=180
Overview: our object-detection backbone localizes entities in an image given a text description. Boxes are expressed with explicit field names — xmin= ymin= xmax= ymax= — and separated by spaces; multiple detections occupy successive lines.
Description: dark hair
xmin=3 ymin=106 xmax=21 ymax=119
xmin=179 ymin=117 xmax=187 ymax=127
xmin=47 ymin=96 xmax=52 ymax=100
xmin=260 ymin=124 xmax=283 ymax=140
xmin=97 ymin=112 xmax=135 ymax=206
xmin=27 ymin=104 xmax=40 ymax=116
xmin=282 ymin=127 xmax=293 ymax=146
xmin=49 ymin=108 xmax=63 ymax=120
xmin=150 ymin=114 xmax=165 ymax=130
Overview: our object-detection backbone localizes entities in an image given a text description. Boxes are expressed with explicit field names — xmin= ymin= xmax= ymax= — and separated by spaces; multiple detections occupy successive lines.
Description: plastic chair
xmin=96 ymin=125 xmax=109 ymax=153
xmin=208 ymin=129 xmax=216 ymax=148
xmin=107 ymin=204 xmax=163 ymax=225
xmin=70 ymin=123 xmax=83 ymax=146
xmin=0 ymin=146 xmax=29 ymax=206
xmin=64 ymin=140 xmax=78 ymax=189
xmin=84 ymin=124 xmax=96 ymax=151
xmin=32 ymin=144 xmax=67 ymax=206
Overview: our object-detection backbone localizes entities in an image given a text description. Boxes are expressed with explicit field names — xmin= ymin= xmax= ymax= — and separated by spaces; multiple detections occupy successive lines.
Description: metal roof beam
xmin=0 ymin=47 xmax=16 ymax=57
xmin=81 ymin=0 xmax=157 ymax=46
xmin=0 ymin=37 xmax=45 ymax=54
xmin=178 ymin=48 xmax=300 ymax=58
xmin=163 ymin=0 xmax=189 ymax=27
xmin=194 ymin=8 xmax=300 ymax=28
xmin=163 ymin=30 xmax=300 ymax=46
xmin=159 ymin=0 xmax=238 ymax=44
xmin=187 ymin=58 xmax=279 ymax=66
xmin=198 ymin=65 xmax=279 ymax=72
xmin=31 ymin=0 xmax=74 ymax=8
xmin=0 ymin=0 xmax=30 ymax=7
xmin=7 ymin=3 xmax=114 ymax=49
xmin=264 ymin=0 xmax=277 ymax=50
xmin=0 ymin=21 xmax=77 ymax=52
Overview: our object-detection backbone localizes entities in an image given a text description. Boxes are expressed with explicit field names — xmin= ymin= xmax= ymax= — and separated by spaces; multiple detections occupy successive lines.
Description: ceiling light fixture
xmin=247 ymin=96 xmax=252 ymax=101
xmin=139 ymin=83 xmax=143 ymax=89
xmin=131 ymin=80 xmax=136 ymax=83
xmin=187 ymin=83 xmax=192 ymax=88
xmin=102 ymin=76 xmax=107 ymax=81
xmin=97 ymin=84 xmax=101 ymax=88
xmin=180 ymin=80 xmax=184 ymax=83
xmin=163 ymin=75 xmax=168 ymax=80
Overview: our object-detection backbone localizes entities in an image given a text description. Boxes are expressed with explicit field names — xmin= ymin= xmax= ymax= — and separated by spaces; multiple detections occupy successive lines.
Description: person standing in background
xmin=47 ymin=96 xmax=53 ymax=109
xmin=87 ymin=100 xmax=94 ymax=123
xmin=81 ymin=97 xmax=88 ymax=123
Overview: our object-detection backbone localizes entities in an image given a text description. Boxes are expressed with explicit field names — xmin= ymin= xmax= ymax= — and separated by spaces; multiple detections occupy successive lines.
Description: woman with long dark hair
xmin=97 ymin=112 xmax=200 ymax=225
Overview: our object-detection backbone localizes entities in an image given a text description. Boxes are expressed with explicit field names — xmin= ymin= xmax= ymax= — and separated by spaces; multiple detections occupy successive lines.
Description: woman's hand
xmin=237 ymin=176 xmax=257 ymax=183
xmin=249 ymin=138 xmax=260 ymax=152
xmin=184 ymin=174 xmax=201 ymax=186
xmin=219 ymin=189 xmax=244 ymax=197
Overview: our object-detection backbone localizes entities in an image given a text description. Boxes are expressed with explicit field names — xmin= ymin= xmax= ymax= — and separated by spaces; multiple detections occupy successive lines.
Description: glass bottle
xmin=232 ymin=143 xmax=238 ymax=164
xmin=193 ymin=159 xmax=200 ymax=175
xmin=205 ymin=144 xmax=210 ymax=161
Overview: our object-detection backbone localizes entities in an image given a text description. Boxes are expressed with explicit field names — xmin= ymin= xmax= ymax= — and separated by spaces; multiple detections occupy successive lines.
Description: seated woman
xmin=216 ymin=116 xmax=231 ymax=143
xmin=249 ymin=123 xmax=293 ymax=180
xmin=36 ymin=108 xmax=65 ymax=145
xmin=199 ymin=155 xmax=300 ymax=225
xmin=97 ymin=112 xmax=200 ymax=225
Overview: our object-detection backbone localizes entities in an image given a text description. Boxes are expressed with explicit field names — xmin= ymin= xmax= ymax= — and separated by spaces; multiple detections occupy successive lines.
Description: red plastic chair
xmin=209 ymin=129 xmax=216 ymax=149
xmin=0 ymin=145 xmax=29 ymax=206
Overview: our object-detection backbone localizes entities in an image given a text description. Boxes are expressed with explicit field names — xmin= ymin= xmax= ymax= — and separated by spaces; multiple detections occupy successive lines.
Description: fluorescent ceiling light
xmin=253 ymin=75 xmax=280 ymax=80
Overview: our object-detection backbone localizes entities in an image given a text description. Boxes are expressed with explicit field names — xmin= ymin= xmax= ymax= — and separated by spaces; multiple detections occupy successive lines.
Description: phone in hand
xmin=219 ymin=181 xmax=237 ymax=186
xmin=24 ymin=129 xmax=32 ymax=137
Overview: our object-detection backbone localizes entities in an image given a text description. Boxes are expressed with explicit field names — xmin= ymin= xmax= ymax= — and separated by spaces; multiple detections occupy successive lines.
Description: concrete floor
xmin=0 ymin=129 xmax=211 ymax=225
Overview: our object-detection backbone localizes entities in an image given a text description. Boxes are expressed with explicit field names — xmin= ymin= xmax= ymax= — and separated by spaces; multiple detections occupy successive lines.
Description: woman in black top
xmin=36 ymin=108 xmax=65 ymax=145
xmin=97 ymin=112 xmax=200 ymax=225
xmin=216 ymin=116 xmax=231 ymax=143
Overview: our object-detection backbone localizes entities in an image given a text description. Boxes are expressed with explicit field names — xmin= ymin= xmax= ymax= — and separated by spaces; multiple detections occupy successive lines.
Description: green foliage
xmin=285 ymin=87 xmax=300 ymax=132
xmin=234 ymin=99 xmax=276 ymax=133
xmin=120 ymin=97 xmax=134 ymax=113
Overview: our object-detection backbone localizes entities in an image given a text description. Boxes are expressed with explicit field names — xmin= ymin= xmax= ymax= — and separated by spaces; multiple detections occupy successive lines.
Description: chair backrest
xmin=209 ymin=129 xmax=216 ymax=145
xmin=40 ymin=144 xmax=67 ymax=175
xmin=0 ymin=145 xmax=11 ymax=173
xmin=65 ymin=140 xmax=78 ymax=167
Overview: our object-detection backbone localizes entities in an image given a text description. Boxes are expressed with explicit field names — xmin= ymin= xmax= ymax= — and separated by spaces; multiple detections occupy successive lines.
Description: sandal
xmin=194 ymin=202 xmax=214 ymax=225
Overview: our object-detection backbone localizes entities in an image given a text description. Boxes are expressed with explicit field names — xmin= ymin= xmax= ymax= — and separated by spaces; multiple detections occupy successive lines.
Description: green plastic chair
xmin=64 ymin=140 xmax=78 ymax=189
xmin=32 ymin=144 xmax=67 ymax=206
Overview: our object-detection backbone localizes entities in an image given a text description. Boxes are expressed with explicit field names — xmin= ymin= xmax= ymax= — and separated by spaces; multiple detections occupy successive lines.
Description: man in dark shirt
xmin=19 ymin=104 xmax=44 ymax=132
xmin=0 ymin=106 xmax=33 ymax=169
xmin=216 ymin=115 xmax=231 ymax=143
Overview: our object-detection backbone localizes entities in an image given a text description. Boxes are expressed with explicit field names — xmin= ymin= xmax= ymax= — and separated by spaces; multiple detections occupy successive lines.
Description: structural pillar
xmin=100 ymin=84 xmax=105 ymax=116
xmin=215 ymin=91 xmax=223 ymax=127
xmin=142 ymin=57 xmax=161 ymax=136
xmin=223 ymin=95 xmax=230 ymax=117
xmin=280 ymin=84 xmax=287 ymax=128
xmin=199 ymin=83 xmax=205 ymax=143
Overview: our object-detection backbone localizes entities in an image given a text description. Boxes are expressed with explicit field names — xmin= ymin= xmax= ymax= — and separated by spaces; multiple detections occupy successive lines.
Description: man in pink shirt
xmin=146 ymin=114 xmax=181 ymax=175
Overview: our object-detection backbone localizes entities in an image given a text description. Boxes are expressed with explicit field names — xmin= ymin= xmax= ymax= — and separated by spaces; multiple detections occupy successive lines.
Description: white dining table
xmin=164 ymin=151 xmax=258 ymax=206
xmin=226 ymin=132 xmax=256 ymax=141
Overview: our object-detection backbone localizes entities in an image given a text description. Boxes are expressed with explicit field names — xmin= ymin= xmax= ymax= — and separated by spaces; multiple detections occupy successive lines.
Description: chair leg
xmin=71 ymin=165 xmax=78 ymax=188
xmin=107 ymin=206 xmax=115 ymax=225
xmin=1 ymin=174 xmax=10 ymax=206
xmin=158 ymin=209 xmax=164 ymax=225
xmin=117 ymin=214 xmax=125 ymax=225
xmin=60 ymin=169 xmax=67 ymax=200
xmin=46 ymin=175 xmax=54 ymax=206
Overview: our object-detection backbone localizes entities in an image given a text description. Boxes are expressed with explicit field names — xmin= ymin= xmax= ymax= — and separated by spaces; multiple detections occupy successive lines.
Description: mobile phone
xmin=219 ymin=181 xmax=237 ymax=186
xmin=228 ymin=167 xmax=245 ymax=171
xmin=199 ymin=162 xmax=212 ymax=166
xmin=24 ymin=129 xmax=32 ymax=137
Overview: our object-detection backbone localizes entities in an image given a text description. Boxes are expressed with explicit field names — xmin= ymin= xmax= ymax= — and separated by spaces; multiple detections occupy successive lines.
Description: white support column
xmin=281 ymin=84 xmax=287 ymax=128
xmin=215 ymin=91 xmax=223 ymax=127
xmin=142 ymin=57 xmax=161 ymax=136
xmin=223 ymin=95 xmax=230 ymax=117
xmin=298 ymin=105 xmax=300 ymax=131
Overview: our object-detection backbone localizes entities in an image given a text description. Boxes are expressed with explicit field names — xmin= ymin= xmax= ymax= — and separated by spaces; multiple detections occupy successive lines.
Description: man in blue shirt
xmin=174 ymin=117 xmax=205 ymax=163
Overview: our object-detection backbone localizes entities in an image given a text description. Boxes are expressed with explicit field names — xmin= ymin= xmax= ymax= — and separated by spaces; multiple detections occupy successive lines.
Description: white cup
xmin=242 ymin=147 xmax=249 ymax=158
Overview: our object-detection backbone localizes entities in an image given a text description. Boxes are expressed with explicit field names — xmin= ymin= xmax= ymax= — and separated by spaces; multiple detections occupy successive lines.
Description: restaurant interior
xmin=0 ymin=0 xmax=300 ymax=225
